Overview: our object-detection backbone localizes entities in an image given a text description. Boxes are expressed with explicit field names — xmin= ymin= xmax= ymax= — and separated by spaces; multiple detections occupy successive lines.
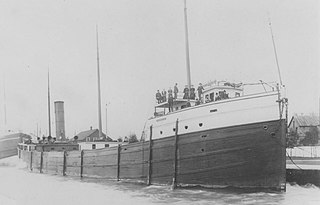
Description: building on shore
xmin=74 ymin=127 xmax=122 ymax=150
xmin=288 ymin=114 xmax=320 ymax=145
xmin=75 ymin=127 xmax=113 ymax=142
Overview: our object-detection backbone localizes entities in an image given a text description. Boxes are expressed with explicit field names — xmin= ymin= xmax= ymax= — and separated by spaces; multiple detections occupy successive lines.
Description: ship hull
xmin=0 ymin=138 xmax=19 ymax=159
xmin=0 ymin=133 xmax=30 ymax=159
xmin=19 ymin=119 xmax=286 ymax=191
xmin=151 ymin=119 xmax=286 ymax=189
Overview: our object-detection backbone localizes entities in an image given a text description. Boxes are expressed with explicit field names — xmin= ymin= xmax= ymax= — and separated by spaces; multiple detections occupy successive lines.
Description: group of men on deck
xmin=156 ymin=83 xmax=179 ymax=104
xmin=156 ymin=83 xmax=205 ymax=112
xmin=182 ymin=83 xmax=204 ymax=100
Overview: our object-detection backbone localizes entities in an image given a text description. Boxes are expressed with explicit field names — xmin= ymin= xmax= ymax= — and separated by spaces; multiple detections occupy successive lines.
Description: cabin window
xmin=73 ymin=147 xmax=77 ymax=150
xmin=173 ymin=128 xmax=176 ymax=132
xmin=210 ymin=109 xmax=217 ymax=113
xmin=205 ymin=94 xmax=210 ymax=103
xmin=235 ymin=92 xmax=240 ymax=97
xmin=92 ymin=144 xmax=96 ymax=149
xmin=51 ymin=147 xmax=54 ymax=151
xmin=105 ymin=144 xmax=109 ymax=148
xmin=199 ymin=123 xmax=203 ymax=127
xmin=185 ymin=126 xmax=188 ymax=129
xmin=209 ymin=93 xmax=214 ymax=101
xmin=160 ymin=131 xmax=163 ymax=135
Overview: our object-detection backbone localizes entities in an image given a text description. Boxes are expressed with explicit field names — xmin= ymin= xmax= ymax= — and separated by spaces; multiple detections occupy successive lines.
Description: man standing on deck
xmin=162 ymin=89 xmax=167 ymax=102
xmin=197 ymin=83 xmax=204 ymax=102
xmin=183 ymin=85 xmax=189 ymax=99
xmin=156 ymin=90 xmax=161 ymax=103
xmin=190 ymin=85 xmax=196 ymax=100
xmin=168 ymin=88 xmax=174 ymax=112
xmin=174 ymin=83 xmax=178 ymax=99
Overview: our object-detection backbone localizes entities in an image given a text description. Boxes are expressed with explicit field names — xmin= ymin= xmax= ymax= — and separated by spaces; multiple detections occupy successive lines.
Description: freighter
xmin=18 ymin=0 xmax=287 ymax=191
xmin=18 ymin=82 xmax=287 ymax=190
xmin=141 ymin=81 xmax=287 ymax=190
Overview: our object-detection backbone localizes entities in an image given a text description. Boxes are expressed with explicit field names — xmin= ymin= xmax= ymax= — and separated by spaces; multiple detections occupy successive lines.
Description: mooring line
xmin=286 ymin=150 xmax=303 ymax=170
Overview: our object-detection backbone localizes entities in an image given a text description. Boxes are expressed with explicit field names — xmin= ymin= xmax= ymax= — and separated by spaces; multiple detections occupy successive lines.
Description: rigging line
xmin=243 ymin=81 xmax=277 ymax=86
xmin=286 ymin=150 xmax=303 ymax=170
xmin=259 ymin=80 xmax=267 ymax=92
xmin=271 ymin=120 xmax=303 ymax=171
xmin=272 ymin=118 xmax=304 ymax=171
xmin=268 ymin=18 xmax=283 ymax=86
xmin=260 ymin=80 xmax=276 ymax=90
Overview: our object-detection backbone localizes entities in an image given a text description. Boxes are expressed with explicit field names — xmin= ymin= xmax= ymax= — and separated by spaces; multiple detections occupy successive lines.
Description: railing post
xmin=40 ymin=151 xmax=43 ymax=173
xmin=63 ymin=151 xmax=67 ymax=176
xmin=172 ymin=119 xmax=179 ymax=189
xmin=117 ymin=144 xmax=121 ymax=181
xmin=147 ymin=125 xmax=153 ymax=185
xmin=80 ymin=150 xmax=84 ymax=178
xmin=18 ymin=148 xmax=21 ymax=159
xmin=30 ymin=151 xmax=33 ymax=171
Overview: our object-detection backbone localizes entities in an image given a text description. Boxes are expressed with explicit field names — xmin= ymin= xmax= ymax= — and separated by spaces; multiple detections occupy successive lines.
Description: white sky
xmin=0 ymin=0 xmax=319 ymax=139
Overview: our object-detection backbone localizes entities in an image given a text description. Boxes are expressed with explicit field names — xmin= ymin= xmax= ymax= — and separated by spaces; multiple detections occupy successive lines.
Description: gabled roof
xmin=291 ymin=115 xmax=319 ymax=127
xmin=76 ymin=129 xmax=99 ymax=141
xmin=76 ymin=129 xmax=113 ymax=141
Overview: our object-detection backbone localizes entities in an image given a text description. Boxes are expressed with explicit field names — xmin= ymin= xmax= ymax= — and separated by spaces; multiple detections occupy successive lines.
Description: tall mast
xmin=183 ymin=0 xmax=192 ymax=95
xmin=47 ymin=68 xmax=51 ymax=137
xmin=96 ymin=25 xmax=103 ymax=138
xmin=268 ymin=19 xmax=283 ymax=86
xmin=3 ymin=73 xmax=7 ymax=131
xmin=105 ymin=103 xmax=108 ymax=137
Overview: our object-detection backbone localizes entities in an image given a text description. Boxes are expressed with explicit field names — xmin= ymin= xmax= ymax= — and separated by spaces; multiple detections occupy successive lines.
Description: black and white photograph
xmin=0 ymin=0 xmax=319 ymax=204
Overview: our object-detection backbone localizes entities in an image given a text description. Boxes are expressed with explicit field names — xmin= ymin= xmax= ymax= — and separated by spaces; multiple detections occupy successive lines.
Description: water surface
xmin=0 ymin=157 xmax=319 ymax=205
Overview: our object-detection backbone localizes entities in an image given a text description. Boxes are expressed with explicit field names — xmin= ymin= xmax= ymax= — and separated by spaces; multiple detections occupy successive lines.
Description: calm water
xmin=0 ymin=156 xmax=319 ymax=205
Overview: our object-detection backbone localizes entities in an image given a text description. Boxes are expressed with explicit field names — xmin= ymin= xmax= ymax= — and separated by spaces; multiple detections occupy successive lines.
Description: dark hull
xmin=19 ymin=119 xmax=286 ymax=190
xmin=0 ymin=138 xmax=18 ymax=159
xmin=0 ymin=133 xmax=30 ymax=159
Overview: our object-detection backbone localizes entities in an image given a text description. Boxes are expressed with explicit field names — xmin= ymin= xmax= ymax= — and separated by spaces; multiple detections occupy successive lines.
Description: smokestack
xmin=54 ymin=101 xmax=66 ymax=141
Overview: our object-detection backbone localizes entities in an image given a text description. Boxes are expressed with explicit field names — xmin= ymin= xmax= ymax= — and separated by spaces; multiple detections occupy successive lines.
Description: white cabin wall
xmin=144 ymin=91 xmax=280 ymax=140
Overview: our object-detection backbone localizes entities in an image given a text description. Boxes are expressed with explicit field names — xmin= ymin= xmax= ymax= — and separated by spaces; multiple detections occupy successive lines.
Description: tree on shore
xmin=301 ymin=127 xmax=319 ymax=146
xmin=128 ymin=133 xmax=138 ymax=143
xmin=286 ymin=131 xmax=299 ymax=148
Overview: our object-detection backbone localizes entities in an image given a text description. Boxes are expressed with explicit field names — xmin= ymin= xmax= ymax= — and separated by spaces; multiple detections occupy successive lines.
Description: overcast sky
xmin=0 ymin=0 xmax=319 ymax=139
